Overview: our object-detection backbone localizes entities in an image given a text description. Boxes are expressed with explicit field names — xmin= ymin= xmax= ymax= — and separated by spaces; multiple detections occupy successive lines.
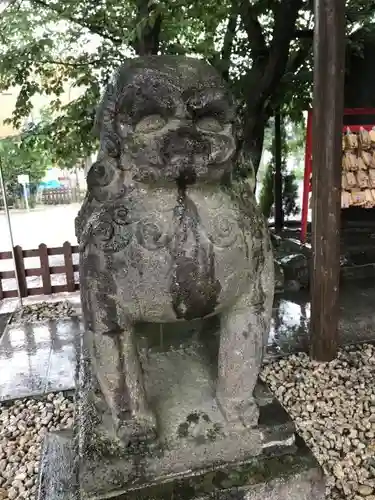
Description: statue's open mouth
xmin=176 ymin=166 xmax=197 ymax=188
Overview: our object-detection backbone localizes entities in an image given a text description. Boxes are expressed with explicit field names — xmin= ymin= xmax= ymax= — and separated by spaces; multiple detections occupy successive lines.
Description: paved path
xmin=1 ymin=278 xmax=375 ymax=401
xmin=0 ymin=313 xmax=10 ymax=337
xmin=0 ymin=204 xmax=81 ymax=293
xmin=269 ymin=277 xmax=375 ymax=354
xmin=0 ymin=204 xmax=80 ymax=250
xmin=0 ymin=318 xmax=80 ymax=401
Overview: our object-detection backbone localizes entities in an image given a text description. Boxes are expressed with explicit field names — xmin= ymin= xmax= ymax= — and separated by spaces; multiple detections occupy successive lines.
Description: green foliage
xmin=259 ymin=161 xmax=274 ymax=219
xmin=259 ymin=162 xmax=300 ymax=221
xmin=293 ymin=165 xmax=305 ymax=181
xmin=0 ymin=0 xmax=374 ymax=173
xmin=0 ymin=119 xmax=53 ymax=200
xmin=0 ymin=0 xmax=303 ymax=170
xmin=0 ymin=0 xmax=235 ymax=166
xmin=283 ymin=172 xmax=299 ymax=218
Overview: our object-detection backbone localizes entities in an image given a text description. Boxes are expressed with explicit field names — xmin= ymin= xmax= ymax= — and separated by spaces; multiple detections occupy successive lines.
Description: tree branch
xmin=132 ymin=0 xmax=162 ymax=55
xmin=43 ymin=58 xmax=103 ymax=67
xmin=267 ymin=38 xmax=312 ymax=113
xmin=0 ymin=0 xmax=19 ymax=13
xmin=286 ymin=39 xmax=312 ymax=75
xmin=240 ymin=0 xmax=304 ymax=173
xmin=295 ymin=29 xmax=313 ymax=38
xmin=239 ymin=0 xmax=267 ymax=60
xmin=220 ymin=1 xmax=238 ymax=81
xmin=29 ymin=0 xmax=124 ymax=47
xmin=256 ymin=0 xmax=303 ymax=103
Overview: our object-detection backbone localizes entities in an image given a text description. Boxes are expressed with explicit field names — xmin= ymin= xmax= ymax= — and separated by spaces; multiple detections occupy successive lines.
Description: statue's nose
xmin=161 ymin=126 xmax=210 ymax=162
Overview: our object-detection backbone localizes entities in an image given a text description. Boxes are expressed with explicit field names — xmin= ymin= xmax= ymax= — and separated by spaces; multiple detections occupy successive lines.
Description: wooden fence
xmin=40 ymin=188 xmax=86 ymax=205
xmin=0 ymin=242 xmax=79 ymax=299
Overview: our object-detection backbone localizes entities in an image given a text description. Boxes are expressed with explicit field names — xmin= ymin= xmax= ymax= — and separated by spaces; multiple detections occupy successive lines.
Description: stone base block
xmin=38 ymin=430 xmax=325 ymax=500
xmin=37 ymin=381 xmax=325 ymax=500
xmin=37 ymin=328 xmax=325 ymax=500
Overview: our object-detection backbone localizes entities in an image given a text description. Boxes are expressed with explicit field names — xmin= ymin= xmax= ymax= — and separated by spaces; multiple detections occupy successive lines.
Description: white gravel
xmin=261 ymin=344 xmax=375 ymax=500
xmin=0 ymin=393 xmax=74 ymax=500
xmin=1 ymin=338 xmax=373 ymax=499
xmin=11 ymin=301 xmax=76 ymax=326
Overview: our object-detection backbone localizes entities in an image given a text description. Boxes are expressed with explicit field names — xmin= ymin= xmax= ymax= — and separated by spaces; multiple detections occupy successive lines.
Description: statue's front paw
xmin=239 ymin=400 xmax=260 ymax=428
xmin=117 ymin=410 xmax=157 ymax=445
xmin=217 ymin=393 xmax=259 ymax=429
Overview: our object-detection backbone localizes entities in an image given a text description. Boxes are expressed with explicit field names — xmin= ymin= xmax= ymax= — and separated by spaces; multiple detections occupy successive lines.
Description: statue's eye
xmin=196 ymin=117 xmax=223 ymax=133
xmin=135 ymin=114 xmax=166 ymax=133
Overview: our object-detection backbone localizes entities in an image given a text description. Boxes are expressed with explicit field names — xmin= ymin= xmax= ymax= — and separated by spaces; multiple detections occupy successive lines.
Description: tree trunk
xmin=239 ymin=104 xmax=268 ymax=186
xmin=133 ymin=0 xmax=162 ymax=55
xmin=274 ymin=110 xmax=283 ymax=232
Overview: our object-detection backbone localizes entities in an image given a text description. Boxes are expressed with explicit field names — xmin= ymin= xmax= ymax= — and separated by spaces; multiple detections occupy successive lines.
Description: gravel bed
xmin=261 ymin=344 xmax=375 ymax=500
xmin=1 ymin=340 xmax=373 ymax=499
xmin=11 ymin=301 xmax=77 ymax=326
xmin=0 ymin=393 xmax=74 ymax=500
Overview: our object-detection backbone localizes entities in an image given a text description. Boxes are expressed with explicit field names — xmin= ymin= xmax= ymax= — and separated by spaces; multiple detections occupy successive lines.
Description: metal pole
xmin=22 ymin=183 xmax=29 ymax=211
xmin=0 ymin=160 xmax=22 ymax=306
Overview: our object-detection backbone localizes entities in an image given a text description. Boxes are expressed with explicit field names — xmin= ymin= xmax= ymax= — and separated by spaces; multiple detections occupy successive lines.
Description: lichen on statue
xmin=76 ymin=55 xmax=274 ymax=444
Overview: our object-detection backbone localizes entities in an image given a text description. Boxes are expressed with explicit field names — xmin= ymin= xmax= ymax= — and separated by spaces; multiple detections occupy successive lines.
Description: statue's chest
xmin=135 ymin=200 xmax=246 ymax=258
xmin=82 ymin=189 xmax=256 ymax=317
xmin=88 ymin=190 xmax=249 ymax=262
xmin=88 ymin=188 xmax=251 ymax=272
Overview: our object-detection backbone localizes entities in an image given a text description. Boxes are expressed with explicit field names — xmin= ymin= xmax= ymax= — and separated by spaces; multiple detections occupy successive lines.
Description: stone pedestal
xmin=37 ymin=328 xmax=326 ymax=500
xmin=38 ymin=431 xmax=325 ymax=500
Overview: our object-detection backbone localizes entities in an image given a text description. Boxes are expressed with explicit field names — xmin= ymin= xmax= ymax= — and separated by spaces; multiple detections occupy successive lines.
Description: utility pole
xmin=310 ymin=0 xmax=345 ymax=361
xmin=0 ymin=160 xmax=22 ymax=306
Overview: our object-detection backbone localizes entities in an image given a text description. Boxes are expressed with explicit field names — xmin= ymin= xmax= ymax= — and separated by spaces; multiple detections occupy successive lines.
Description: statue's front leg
xmin=92 ymin=323 xmax=157 ymax=443
xmin=216 ymin=252 xmax=274 ymax=427
xmin=81 ymin=255 xmax=156 ymax=444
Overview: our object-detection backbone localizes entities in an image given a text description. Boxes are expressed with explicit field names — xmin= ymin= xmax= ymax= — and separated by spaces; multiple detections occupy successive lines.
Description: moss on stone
xmin=111 ymin=442 xmax=319 ymax=500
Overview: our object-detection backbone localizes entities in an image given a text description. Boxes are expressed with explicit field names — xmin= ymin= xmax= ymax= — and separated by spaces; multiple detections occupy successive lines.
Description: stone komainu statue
xmin=76 ymin=56 xmax=274 ymax=444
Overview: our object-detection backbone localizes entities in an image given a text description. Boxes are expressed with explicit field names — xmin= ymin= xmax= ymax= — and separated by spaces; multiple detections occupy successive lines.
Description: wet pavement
xmin=1 ymin=279 xmax=375 ymax=402
xmin=0 ymin=313 xmax=10 ymax=338
xmin=0 ymin=318 xmax=80 ymax=401
xmin=269 ymin=277 xmax=375 ymax=355
xmin=0 ymin=291 xmax=82 ymax=315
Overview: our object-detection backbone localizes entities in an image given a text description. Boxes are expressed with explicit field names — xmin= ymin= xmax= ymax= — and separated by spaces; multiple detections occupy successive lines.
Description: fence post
xmin=14 ymin=245 xmax=28 ymax=297
xmin=63 ymin=241 xmax=75 ymax=292
xmin=39 ymin=243 xmax=52 ymax=295
xmin=0 ymin=277 xmax=3 ymax=300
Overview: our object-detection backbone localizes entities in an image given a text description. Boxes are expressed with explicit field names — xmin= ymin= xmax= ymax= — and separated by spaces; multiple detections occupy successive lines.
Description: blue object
xmin=39 ymin=180 xmax=62 ymax=189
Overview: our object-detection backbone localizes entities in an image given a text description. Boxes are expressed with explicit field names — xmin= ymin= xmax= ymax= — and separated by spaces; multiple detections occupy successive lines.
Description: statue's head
xmin=87 ymin=56 xmax=237 ymax=199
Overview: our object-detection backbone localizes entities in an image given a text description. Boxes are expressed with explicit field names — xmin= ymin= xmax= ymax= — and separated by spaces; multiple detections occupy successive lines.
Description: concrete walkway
xmin=0 ymin=313 xmax=10 ymax=337
xmin=1 ymin=279 xmax=375 ymax=402
xmin=269 ymin=277 xmax=375 ymax=355
xmin=0 ymin=318 xmax=80 ymax=401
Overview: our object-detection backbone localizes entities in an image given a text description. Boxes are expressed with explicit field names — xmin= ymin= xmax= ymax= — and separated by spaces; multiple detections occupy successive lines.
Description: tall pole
xmin=274 ymin=110 xmax=283 ymax=233
xmin=22 ymin=183 xmax=29 ymax=211
xmin=310 ymin=0 xmax=345 ymax=361
xmin=0 ymin=160 xmax=22 ymax=306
